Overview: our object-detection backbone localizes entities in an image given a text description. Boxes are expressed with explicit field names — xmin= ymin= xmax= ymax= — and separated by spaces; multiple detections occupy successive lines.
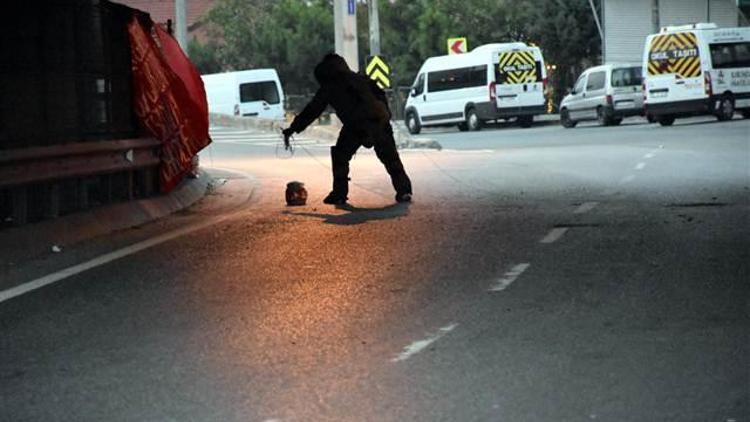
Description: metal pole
xmin=334 ymin=0 xmax=359 ymax=71
xmin=368 ymin=0 xmax=381 ymax=56
xmin=588 ymin=0 xmax=604 ymax=43
xmin=588 ymin=0 xmax=604 ymax=64
xmin=652 ymin=0 xmax=660 ymax=33
xmin=175 ymin=0 xmax=188 ymax=51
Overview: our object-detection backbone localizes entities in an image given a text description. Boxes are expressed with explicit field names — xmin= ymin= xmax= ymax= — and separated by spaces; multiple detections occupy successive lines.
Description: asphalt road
xmin=1 ymin=116 xmax=748 ymax=421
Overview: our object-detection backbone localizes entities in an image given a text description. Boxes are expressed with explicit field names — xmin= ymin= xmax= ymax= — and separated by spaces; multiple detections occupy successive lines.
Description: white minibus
xmin=404 ymin=43 xmax=547 ymax=133
xmin=643 ymin=23 xmax=750 ymax=126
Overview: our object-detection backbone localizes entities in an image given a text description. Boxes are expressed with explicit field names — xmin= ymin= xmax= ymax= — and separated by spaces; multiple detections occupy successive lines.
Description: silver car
xmin=560 ymin=64 xmax=644 ymax=128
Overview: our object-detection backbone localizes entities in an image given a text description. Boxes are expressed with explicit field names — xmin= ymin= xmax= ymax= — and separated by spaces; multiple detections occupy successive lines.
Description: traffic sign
xmin=448 ymin=37 xmax=467 ymax=55
xmin=365 ymin=55 xmax=391 ymax=89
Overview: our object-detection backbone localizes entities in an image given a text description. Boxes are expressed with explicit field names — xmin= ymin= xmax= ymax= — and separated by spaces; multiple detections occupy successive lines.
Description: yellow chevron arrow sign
xmin=366 ymin=55 xmax=391 ymax=89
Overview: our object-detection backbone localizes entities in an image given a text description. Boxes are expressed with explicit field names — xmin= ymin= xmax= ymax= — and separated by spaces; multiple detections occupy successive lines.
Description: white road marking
xmin=489 ymin=263 xmax=530 ymax=292
xmin=635 ymin=162 xmax=646 ymax=170
xmin=574 ymin=201 xmax=598 ymax=214
xmin=0 ymin=216 xmax=230 ymax=304
xmin=644 ymin=152 xmax=656 ymax=159
xmin=620 ymin=175 xmax=635 ymax=184
xmin=392 ymin=323 xmax=458 ymax=362
xmin=540 ymin=227 xmax=569 ymax=244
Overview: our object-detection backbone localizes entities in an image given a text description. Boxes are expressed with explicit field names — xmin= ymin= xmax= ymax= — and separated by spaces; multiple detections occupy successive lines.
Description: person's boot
xmin=325 ymin=146 xmax=349 ymax=204
xmin=384 ymin=159 xmax=412 ymax=203
xmin=395 ymin=192 xmax=412 ymax=203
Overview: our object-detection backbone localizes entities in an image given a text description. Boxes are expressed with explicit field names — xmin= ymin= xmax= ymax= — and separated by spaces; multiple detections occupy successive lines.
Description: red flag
xmin=154 ymin=24 xmax=209 ymax=136
xmin=127 ymin=15 xmax=211 ymax=193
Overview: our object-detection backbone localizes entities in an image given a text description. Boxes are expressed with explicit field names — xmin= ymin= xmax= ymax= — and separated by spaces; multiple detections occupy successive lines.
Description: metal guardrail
xmin=0 ymin=138 xmax=161 ymax=227
xmin=0 ymin=138 xmax=160 ymax=188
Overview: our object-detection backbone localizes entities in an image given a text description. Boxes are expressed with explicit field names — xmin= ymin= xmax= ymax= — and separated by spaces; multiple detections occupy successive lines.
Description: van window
xmin=611 ymin=67 xmax=642 ymax=87
xmin=427 ymin=65 xmax=488 ymax=93
xmin=710 ymin=42 xmax=750 ymax=69
xmin=573 ymin=74 xmax=586 ymax=94
xmin=586 ymin=71 xmax=605 ymax=91
xmin=413 ymin=73 xmax=425 ymax=96
xmin=240 ymin=81 xmax=280 ymax=104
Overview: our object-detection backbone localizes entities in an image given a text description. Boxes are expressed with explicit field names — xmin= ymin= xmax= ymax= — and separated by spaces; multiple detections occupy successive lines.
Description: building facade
xmin=602 ymin=0 xmax=747 ymax=63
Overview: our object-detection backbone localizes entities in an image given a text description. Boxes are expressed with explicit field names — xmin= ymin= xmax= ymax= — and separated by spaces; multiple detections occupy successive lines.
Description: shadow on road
xmin=284 ymin=202 xmax=410 ymax=225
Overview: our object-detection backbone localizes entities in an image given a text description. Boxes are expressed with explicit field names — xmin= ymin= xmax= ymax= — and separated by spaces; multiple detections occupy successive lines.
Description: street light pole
xmin=334 ymin=0 xmax=359 ymax=71
xmin=368 ymin=0 xmax=381 ymax=56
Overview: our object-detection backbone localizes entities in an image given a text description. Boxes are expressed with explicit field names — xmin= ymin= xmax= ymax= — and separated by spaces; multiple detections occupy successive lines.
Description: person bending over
xmin=283 ymin=53 xmax=412 ymax=205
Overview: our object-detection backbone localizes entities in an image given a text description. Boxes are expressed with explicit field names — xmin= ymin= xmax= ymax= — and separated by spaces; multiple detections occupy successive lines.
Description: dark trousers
xmin=330 ymin=124 xmax=412 ymax=198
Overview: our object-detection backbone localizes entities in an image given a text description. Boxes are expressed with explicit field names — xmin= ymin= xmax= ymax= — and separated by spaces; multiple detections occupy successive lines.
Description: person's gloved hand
xmin=282 ymin=128 xmax=294 ymax=150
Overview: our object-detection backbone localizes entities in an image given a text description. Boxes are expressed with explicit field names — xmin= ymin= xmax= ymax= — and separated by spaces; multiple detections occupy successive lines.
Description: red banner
xmin=127 ymin=15 xmax=211 ymax=193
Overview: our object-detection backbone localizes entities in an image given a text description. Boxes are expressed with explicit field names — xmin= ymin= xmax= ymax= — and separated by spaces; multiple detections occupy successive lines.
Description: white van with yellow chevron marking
xmin=643 ymin=23 xmax=750 ymax=126
xmin=404 ymin=43 xmax=547 ymax=134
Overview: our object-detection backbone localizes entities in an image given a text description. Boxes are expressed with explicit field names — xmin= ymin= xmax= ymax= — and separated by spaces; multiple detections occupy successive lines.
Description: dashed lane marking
xmin=392 ymin=323 xmax=458 ymax=362
xmin=635 ymin=162 xmax=646 ymax=170
xmin=488 ymin=263 xmax=531 ymax=292
xmin=574 ymin=201 xmax=599 ymax=214
xmin=540 ymin=227 xmax=568 ymax=244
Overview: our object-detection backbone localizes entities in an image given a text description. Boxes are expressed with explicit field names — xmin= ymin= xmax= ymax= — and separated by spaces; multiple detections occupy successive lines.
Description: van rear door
xmin=238 ymin=80 xmax=284 ymax=119
xmin=645 ymin=31 xmax=704 ymax=105
xmin=493 ymin=49 xmax=545 ymax=111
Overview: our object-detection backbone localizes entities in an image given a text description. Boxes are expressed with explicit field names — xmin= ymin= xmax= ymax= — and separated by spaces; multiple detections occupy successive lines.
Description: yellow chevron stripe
xmin=683 ymin=59 xmax=701 ymax=77
xmin=651 ymin=35 xmax=669 ymax=52
xmin=498 ymin=53 xmax=513 ymax=68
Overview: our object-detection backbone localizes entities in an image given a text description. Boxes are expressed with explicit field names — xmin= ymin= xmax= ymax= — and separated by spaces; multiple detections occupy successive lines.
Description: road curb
xmin=0 ymin=171 xmax=213 ymax=264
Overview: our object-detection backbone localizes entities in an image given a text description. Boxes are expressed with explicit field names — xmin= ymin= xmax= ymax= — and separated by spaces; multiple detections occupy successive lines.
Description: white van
xmin=201 ymin=69 xmax=285 ymax=120
xmin=560 ymin=63 xmax=644 ymax=128
xmin=404 ymin=42 xmax=547 ymax=134
xmin=643 ymin=23 xmax=750 ymax=126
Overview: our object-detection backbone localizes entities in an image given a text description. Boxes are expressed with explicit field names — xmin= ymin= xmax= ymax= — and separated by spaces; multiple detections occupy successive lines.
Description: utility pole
xmin=368 ymin=0 xmax=380 ymax=56
xmin=334 ymin=0 xmax=359 ymax=71
xmin=175 ymin=0 xmax=188 ymax=52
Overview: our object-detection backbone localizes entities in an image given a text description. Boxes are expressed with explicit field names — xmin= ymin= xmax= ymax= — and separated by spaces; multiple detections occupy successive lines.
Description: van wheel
xmin=742 ymin=110 xmax=750 ymax=119
xmin=717 ymin=96 xmax=735 ymax=121
xmin=658 ymin=115 xmax=675 ymax=126
xmin=457 ymin=122 xmax=469 ymax=131
xmin=646 ymin=114 xmax=657 ymax=123
xmin=466 ymin=108 xmax=482 ymax=131
xmin=611 ymin=118 xmax=622 ymax=126
xmin=560 ymin=109 xmax=576 ymax=128
xmin=597 ymin=107 xmax=612 ymax=126
xmin=518 ymin=115 xmax=533 ymax=128
xmin=406 ymin=112 xmax=421 ymax=134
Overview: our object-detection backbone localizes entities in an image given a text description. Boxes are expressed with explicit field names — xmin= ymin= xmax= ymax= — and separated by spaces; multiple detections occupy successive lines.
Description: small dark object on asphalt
xmin=286 ymin=181 xmax=308 ymax=206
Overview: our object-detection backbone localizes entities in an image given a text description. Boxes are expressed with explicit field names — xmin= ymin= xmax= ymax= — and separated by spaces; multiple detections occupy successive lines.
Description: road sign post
xmin=365 ymin=55 xmax=391 ymax=89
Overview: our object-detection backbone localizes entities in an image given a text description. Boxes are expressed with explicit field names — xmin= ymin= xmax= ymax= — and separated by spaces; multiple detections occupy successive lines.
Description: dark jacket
xmin=290 ymin=54 xmax=391 ymax=147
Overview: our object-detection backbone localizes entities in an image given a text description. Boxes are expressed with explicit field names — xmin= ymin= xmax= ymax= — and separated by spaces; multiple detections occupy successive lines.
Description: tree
xmin=200 ymin=0 xmax=600 ymax=110
xmin=187 ymin=38 xmax=221 ymax=74
xmin=204 ymin=0 xmax=333 ymax=94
